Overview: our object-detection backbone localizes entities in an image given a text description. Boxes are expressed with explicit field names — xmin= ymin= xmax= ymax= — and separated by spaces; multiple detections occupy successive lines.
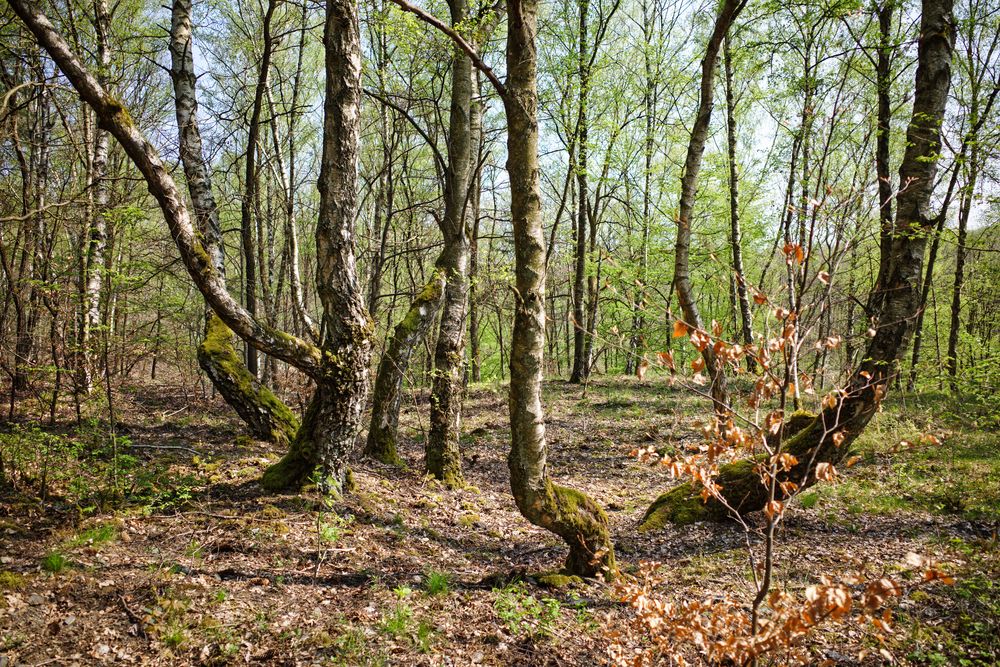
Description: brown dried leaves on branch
xmin=606 ymin=560 xmax=953 ymax=667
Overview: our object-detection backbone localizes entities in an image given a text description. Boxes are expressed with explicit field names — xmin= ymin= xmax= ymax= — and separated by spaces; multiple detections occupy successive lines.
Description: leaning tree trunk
xmin=640 ymin=0 xmax=955 ymax=530
xmin=170 ymin=0 xmax=298 ymax=444
xmin=365 ymin=267 xmax=446 ymax=465
xmin=672 ymin=0 xmax=744 ymax=415
xmin=504 ymin=0 xmax=615 ymax=578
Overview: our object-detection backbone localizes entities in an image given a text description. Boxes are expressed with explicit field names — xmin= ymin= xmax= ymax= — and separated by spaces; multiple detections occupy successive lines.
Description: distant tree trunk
xmin=264 ymin=1 xmax=318 ymax=342
xmin=627 ymin=0 xmax=656 ymax=375
xmin=504 ymin=0 xmax=615 ymax=577
xmin=867 ymin=0 xmax=896 ymax=320
xmin=641 ymin=0 xmax=955 ymax=529
xmin=468 ymin=70 xmax=484 ymax=384
xmin=169 ymin=0 xmax=299 ymax=444
xmin=570 ymin=0 xmax=590 ymax=384
xmin=946 ymin=157 xmax=977 ymax=388
xmin=239 ymin=0 xmax=277 ymax=379
xmin=365 ymin=268 xmax=446 ymax=464
xmin=78 ymin=0 xmax=111 ymax=395
xmin=673 ymin=0 xmax=744 ymax=415
xmin=723 ymin=32 xmax=753 ymax=360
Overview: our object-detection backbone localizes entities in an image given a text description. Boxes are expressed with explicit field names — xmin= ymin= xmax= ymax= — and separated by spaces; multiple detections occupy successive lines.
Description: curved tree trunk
xmin=366 ymin=267 xmax=447 ymax=465
xmin=673 ymin=0 xmax=744 ymax=415
xmin=504 ymin=0 xmax=615 ymax=578
xmin=641 ymin=0 xmax=955 ymax=530
xmin=170 ymin=0 xmax=298 ymax=444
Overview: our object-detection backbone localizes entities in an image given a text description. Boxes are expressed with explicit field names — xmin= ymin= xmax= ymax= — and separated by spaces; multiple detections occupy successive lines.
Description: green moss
xmin=550 ymin=484 xmax=616 ymax=577
xmin=0 ymin=571 xmax=25 ymax=591
xmin=198 ymin=314 xmax=299 ymax=444
xmin=533 ymin=572 xmax=583 ymax=588
xmin=640 ymin=411 xmax=824 ymax=531
xmin=261 ymin=450 xmax=315 ymax=492
xmin=638 ymin=483 xmax=716 ymax=530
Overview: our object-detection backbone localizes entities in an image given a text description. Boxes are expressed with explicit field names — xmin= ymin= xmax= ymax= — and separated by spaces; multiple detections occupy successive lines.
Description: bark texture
xmin=641 ymin=0 xmax=955 ymax=529
xmin=504 ymin=0 xmax=615 ymax=578
xmin=265 ymin=0 xmax=373 ymax=491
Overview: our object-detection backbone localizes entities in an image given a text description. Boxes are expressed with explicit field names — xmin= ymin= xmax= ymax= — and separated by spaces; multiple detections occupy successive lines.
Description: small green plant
xmin=380 ymin=602 xmax=414 ymax=637
xmin=41 ymin=552 xmax=68 ymax=573
xmin=424 ymin=569 xmax=450 ymax=596
xmin=493 ymin=582 xmax=561 ymax=637
xmin=393 ymin=585 xmax=413 ymax=599
xmin=416 ymin=620 xmax=435 ymax=653
xmin=66 ymin=522 xmax=118 ymax=550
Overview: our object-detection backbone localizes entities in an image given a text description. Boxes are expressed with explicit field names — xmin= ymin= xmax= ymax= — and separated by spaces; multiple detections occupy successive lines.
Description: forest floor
xmin=1 ymin=376 xmax=998 ymax=666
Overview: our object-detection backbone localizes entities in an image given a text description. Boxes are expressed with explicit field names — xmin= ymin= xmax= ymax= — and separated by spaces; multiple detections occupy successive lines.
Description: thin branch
xmin=387 ymin=0 xmax=507 ymax=100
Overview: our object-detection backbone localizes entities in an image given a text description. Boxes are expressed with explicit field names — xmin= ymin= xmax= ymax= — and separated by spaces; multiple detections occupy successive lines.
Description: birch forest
xmin=1 ymin=0 xmax=999 ymax=663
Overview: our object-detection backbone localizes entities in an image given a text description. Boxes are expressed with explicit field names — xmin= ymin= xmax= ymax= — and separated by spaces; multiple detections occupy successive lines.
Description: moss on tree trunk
xmin=198 ymin=313 xmax=299 ymax=444
xmin=365 ymin=268 xmax=447 ymax=466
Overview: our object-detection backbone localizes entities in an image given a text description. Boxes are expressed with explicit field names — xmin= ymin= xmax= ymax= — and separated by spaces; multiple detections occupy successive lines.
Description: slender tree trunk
xmin=570 ymin=0 xmax=590 ymax=384
xmin=365 ymin=268 xmax=446 ymax=464
xmin=946 ymin=159 xmax=977 ymax=388
xmin=238 ymin=0 xmax=277 ymax=379
xmin=78 ymin=0 xmax=111 ymax=395
xmin=867 ymin=0 xmax=896 ymax=320
xmin=628 ymin=0 xmax=655 ymax=374
xmin=723 ymin=32 xmax=753 ymax=361
xmin=426 ymin=0 xmax=475 ymax=486
xmin=673 ymin=0 xmax=744 ymax=415
xmin=504 ymin=0 xmax=615 ymax=577
xmin=468 ymin=71 xmax=484 ymax=383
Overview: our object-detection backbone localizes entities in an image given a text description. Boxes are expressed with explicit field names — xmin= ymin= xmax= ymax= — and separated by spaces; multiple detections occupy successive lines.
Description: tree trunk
xmin=640 ymin=0 xmax=955 ymax=529
xmin=78 ymin=0 xmax=111 ymax=395
xmin=867 ymin=0 xmax=896 ymax=320
xmin=504 ymin=0 xmax=615 ymax=578
xmin=673 ymin=0 xmax=744 ymax=415
xmin=723 ymin=33 xmax=753 ymax=362
xmin=169 ymin=0 xmax=299 ymax=444
xmin=366 ymin=267 xmax=446 ymax=464
xmin=238 ymin=0 xmax=277 ymax=379
xmin=265 ymin=0 xmax=373 ymax=492
xmin=426 ymin=0 xmax=475 ymax=487
xmin=569 ymin=0 xmax=590 ymax=384
xmin=946 ymin=161 xmax=977 ymax=388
